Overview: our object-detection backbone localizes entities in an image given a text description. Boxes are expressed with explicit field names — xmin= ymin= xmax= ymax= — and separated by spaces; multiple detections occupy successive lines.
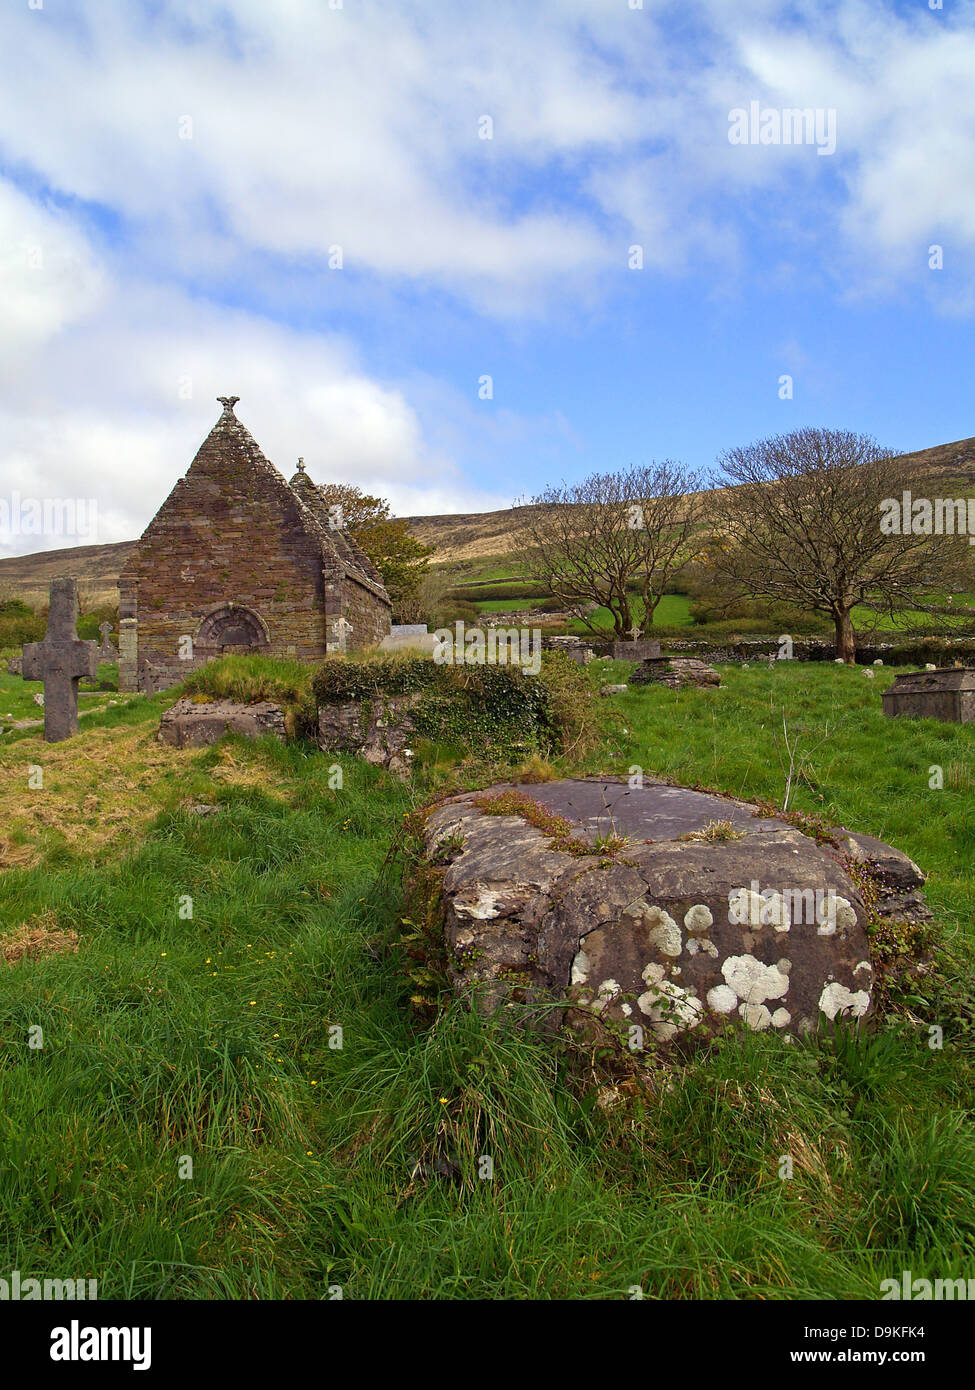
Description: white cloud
xmin=4 ymin=0 xmax=975 ymax=558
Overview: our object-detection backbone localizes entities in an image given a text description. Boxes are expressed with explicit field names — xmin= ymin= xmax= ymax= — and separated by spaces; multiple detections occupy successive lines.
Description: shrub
xmin=428 ymin=599 xmax=481 ymax=628
xmin=311 ymin=650 xmax=596 ymax=763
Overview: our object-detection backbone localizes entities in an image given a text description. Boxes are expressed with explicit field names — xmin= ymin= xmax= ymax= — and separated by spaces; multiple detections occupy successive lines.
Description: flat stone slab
xmin=159 ymin=698 xmax=286 ymax=748
xmin=517 ymin=778 xmax=787 ymax=842
xmin=414 ymin=778 xmax=928 ymax=1047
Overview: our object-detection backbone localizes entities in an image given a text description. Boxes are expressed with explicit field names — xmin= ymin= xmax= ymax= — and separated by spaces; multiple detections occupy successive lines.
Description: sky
xmin=2 ymin=0 xmax=975 ymax=557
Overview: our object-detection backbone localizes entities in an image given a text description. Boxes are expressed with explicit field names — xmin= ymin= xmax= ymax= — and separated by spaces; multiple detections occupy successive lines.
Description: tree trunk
xmin=834 ymin=609 xmax=856 ymax=664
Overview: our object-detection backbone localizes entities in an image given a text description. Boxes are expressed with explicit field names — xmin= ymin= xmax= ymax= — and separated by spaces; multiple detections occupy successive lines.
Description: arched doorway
xmin=196 ymin=604 xmax=270 ymax=652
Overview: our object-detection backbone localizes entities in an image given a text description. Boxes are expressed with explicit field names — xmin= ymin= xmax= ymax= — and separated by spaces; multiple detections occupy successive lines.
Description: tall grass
xmin=0 ymin=663 xmax=973 ymax=1298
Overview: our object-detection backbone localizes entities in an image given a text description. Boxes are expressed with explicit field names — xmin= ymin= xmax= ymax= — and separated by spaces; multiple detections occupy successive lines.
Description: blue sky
xmin=1 ymin=0 xmax=974 ymax=555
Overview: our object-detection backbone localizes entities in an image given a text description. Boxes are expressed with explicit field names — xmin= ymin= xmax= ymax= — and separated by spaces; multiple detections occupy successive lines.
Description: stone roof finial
xmin=217 ymin=395 xmax=240 ymax=415
xmin=296 ymin=457 xmax=306 ymax=472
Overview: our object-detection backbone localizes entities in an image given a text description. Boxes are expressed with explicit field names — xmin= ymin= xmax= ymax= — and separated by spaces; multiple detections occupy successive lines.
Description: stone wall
xmin=117 ymin=401 xmax=391 ymax=691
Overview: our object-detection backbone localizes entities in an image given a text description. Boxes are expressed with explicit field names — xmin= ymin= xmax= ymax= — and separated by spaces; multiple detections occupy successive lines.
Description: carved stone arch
xmin=195 ymin=603 xmax=270 ymax=651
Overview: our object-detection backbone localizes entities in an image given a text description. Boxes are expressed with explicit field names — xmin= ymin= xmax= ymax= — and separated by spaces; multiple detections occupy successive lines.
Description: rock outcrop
xmin=413 ymin=778 xmax=928 ymax=1048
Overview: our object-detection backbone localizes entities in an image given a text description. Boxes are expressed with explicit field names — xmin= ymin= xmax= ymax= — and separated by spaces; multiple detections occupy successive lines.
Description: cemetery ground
xmin=0 ymin=657 xmax=973 ymax=1299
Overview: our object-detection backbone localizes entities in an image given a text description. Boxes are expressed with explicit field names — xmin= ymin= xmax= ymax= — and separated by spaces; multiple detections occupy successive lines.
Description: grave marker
xmin=97 ymin=621 xmax=118 ymax=661
xmin=22 ymin=578 xmax=98 ymax=742
xmin=882 ymin=668 xmax=975 ymax=723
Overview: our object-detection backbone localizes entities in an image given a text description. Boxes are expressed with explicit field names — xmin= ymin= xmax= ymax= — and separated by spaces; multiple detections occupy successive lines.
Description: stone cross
xmin=98 ymin=621 xmax=117 ymax=659
xmin=217 ymin=395 xmax=240 ymax=415
xmin=22 ymin=578 xmax=98 ymax=742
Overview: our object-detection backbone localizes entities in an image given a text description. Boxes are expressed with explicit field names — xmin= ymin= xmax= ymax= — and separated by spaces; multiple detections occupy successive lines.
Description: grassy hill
xmin=3 ymin=433 xmax=975 ymax=606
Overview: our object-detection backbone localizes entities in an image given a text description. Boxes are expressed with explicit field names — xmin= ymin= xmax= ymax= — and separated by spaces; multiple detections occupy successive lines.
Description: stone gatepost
xmin=118 ymin=618 xmax=139 ymax=692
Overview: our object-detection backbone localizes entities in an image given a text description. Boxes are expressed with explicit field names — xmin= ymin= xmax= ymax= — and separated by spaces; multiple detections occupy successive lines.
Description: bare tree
xmin=706 ymin=428 xmax=972 ymax=662
xmin=512 ymin=463 xmax=709 ymax=640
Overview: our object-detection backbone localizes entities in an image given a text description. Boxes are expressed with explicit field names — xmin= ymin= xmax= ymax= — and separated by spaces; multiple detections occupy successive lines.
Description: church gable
xmin=118 ymin=397 xmax=392 ymax=692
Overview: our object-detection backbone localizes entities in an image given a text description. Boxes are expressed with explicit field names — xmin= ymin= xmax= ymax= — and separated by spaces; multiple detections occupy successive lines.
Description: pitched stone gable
xmin=117 ymin=397 xmax=391 ymax=691
xmin=287 ymin=463 xmax=386 ymax=588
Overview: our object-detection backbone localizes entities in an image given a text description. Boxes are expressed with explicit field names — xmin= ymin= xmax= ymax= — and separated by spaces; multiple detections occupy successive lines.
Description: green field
xmin=1 ymin=660 xmax=973 ymax=1298
xmin=0 ymin=658 xmax=120 ymax=728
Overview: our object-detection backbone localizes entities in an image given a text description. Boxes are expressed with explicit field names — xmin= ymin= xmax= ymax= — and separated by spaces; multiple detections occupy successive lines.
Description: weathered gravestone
xmin=631 ymin=655 xmax=721 ymax=689
xmin=610 ymin=640 xmax=661 ymax=662
xmin=158 ymin=698 xmax=287 ymax=748
xmin=411 ymin=778 xmax=928 ymax=1047
xmin=21 ymin=578 xmax=98 ymax=742
xmin=882 ymin=669 xmax=975 ymax=724
xmin=97 ymin=622 xmax=118 ymax=661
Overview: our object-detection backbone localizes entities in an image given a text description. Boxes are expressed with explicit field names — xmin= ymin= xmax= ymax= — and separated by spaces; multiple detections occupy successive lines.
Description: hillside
xmin=3 ymin=433 xmax=975 ymax=603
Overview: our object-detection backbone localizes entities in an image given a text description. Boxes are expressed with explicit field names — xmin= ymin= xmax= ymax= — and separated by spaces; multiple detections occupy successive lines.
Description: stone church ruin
xmin=117 ymin=396 xmax=391 ymax=692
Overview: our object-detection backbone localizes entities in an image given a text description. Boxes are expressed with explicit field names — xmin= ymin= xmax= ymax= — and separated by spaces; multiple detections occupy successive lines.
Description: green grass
xmin=471 ymin=597 xmax=553 ymax=612
xmin=0 ymin=659 xmax=118 ymax=727
xmin=1 ymin=661 xmax=973 ymax=1298
xmin=566 ymin=593 xmax=694 ymax=634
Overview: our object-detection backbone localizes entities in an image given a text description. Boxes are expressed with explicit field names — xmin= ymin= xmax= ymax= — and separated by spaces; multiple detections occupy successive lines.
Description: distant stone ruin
xmin=117 ymin=397 xmax=392 ymax=693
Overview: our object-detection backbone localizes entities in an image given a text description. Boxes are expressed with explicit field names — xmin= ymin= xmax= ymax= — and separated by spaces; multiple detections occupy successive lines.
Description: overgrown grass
xmin=0 ymin=661 xmax=973 ymax=1298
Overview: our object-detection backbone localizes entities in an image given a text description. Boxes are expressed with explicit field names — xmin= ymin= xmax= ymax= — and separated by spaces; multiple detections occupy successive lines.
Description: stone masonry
xmin=117 ymin=398 xmax=392 ymax=692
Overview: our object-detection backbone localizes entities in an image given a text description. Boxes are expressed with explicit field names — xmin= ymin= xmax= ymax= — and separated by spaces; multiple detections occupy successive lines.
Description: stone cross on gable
xmin=22 ymin=578 xmax=98 ymax=742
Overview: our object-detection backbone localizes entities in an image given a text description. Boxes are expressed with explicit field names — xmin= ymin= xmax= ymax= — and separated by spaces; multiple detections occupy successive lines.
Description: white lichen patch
xmin=645 ymin=905 xmax=682 ymax=957
xmin=641 ymin=961 xmax=666 ymax=987
xmin=570 ymin=950 xmax=591 ymax=985
xmin=589 ymin=978 xmax=622 ymax=1016
xmin=721 ymin=954 xmax=789 ymax=1004
xmin=637 ymin=979 xmax=703 ymax=1039
xmin=687 ymin=937 xmax=719 ymax=957
xmin=771 ymin=1007 xmax=791 ymax=1029
xmin=817 ymin=895 xmax=858 ymax=936
xmin=854 ymin=960 xmax=873 ymax=978
xmin=707 ymin=984 xmax=738 ymax=1013
xmin=739 ymin=1002 xmax=772 ymax=1030
xmin=684 ymin=904 xmax=714 ymax=932
xmin=454 ymin=887 xmax=504 ymax=920
xmin=819 ymin=981 xmax=870 ymax=1020
xmin=763 ymin=891 xmax=791 ymax=933
xmin=728 ymin=888 xmax=766 ymax=928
